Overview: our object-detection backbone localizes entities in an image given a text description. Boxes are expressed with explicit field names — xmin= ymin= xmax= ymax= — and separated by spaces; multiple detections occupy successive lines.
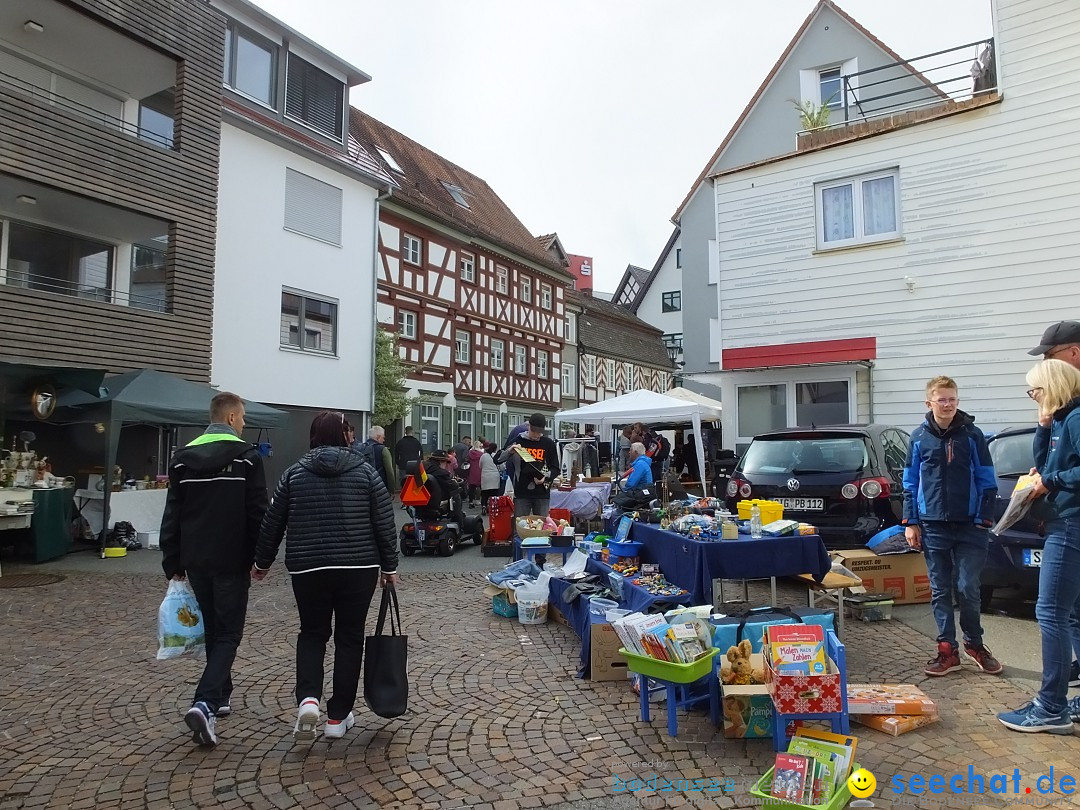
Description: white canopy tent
xmin=553 ymin=389 xmax=722 ymax=495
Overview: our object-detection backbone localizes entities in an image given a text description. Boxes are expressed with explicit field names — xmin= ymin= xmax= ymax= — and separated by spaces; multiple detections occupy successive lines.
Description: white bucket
xmin=606 ymin=608 xmax=631 ymax=623
xmin=517 ymin=598 xmax=548 ymax=625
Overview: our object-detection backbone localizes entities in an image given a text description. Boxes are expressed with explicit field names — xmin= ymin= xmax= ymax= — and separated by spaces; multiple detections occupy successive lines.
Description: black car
xmin=983 ymin=425 xmax=1043 ymax=603
xmin=725 ymin=424 xmax=910 ymax=550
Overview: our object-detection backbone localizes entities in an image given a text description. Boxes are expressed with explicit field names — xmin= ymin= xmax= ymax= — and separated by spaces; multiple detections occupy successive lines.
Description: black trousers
xmin=291 ymin=568 xmax=380 ymax=721
xmin=186 ymin=571 xmax=250 ymax=714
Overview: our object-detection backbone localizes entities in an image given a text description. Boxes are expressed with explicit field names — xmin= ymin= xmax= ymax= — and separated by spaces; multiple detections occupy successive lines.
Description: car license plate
xmin=776 ymin=497 xmax=824 ymax=511
xmin=1023 ymin=548 xmax=1041 ymax=567
xmin=417 ymin=528 xmax=425 ymax=543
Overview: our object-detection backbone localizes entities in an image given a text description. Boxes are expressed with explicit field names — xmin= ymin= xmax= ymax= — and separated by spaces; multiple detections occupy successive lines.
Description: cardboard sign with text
xmin=832 ymin=549 xmax=930 ymax=605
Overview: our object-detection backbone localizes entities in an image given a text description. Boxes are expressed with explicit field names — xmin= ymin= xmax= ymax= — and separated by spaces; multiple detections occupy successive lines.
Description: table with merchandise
xmin=627 ymin=520 xmax=831 ymax=606
xmin=548 ymin=555 xmax=692 ymax=677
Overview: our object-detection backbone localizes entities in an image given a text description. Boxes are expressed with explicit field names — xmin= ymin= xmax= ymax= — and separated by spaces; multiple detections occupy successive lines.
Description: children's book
xmin=770 ymin=753 xmax=809 ymax=802
xmin=766 ymin=624 xmax=826 ymax=674
xmin=792 ymin=727 xmax=857 ymax=781
xmin=786 ymin=738 xmax=842 ymax=804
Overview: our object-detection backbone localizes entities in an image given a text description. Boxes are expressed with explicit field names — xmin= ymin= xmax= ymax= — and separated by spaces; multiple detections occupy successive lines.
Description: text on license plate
xmin=417 ymin=528 xmax=426 ymax=543
xmin=1023 ymin=548 xmax=1041 ymax=567
xmin=777 ymin=498 xmax=825 ymax=511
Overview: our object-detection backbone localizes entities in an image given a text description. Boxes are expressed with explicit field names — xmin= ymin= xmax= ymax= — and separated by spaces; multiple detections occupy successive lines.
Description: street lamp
xmin=665 ymin=344 xmax=684 ymax=389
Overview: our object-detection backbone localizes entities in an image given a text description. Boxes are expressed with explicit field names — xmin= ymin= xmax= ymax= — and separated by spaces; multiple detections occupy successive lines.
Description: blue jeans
xmin=921 ymin=521 xmax=988 ymax=648
xmin=1035 ymin=517 xmax=1080 ymax=714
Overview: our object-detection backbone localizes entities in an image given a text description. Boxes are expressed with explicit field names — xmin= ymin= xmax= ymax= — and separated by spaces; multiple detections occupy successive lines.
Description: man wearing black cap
xmin=498 ymin=413 xmax=559 ymax=521
xmin=1029 ymin=321 xmax=1080 ymax=367
xmin=1030 ymin=320 xmax=1080 ymax=691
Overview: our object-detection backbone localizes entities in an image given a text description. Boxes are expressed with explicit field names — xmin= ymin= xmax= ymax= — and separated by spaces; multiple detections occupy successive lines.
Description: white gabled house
xmin=681 ymin=0 xmax=1079 ymax=451
xmin=613 ymin=228 xmax=686 ymax=370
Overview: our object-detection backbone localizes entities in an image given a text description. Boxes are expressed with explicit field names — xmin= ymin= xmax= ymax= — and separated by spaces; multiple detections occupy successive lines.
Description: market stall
xmin=55 ymin=368 xmax=288 ymax=543
xmin=553 ymin=389 xmax=722 ymax=496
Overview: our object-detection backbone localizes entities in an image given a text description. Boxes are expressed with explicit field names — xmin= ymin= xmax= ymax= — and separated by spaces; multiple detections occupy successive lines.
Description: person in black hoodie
xmin=160 ymin=392 xmax=268 ymax=747
xmin=252 ymin=411 xmax=398 ymax=741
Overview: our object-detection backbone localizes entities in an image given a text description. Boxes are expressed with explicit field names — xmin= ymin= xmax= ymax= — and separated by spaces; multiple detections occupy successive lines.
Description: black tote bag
xmin=364 ymin=584 xmax=409 ymax=718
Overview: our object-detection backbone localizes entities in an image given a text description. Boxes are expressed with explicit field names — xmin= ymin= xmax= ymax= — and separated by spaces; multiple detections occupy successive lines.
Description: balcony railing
xmin=1 ymin=270 xmax=169 ymax=313
xmin=0 ymin=68 xmax=174 ymax=149
xmin=805 ymin=38 xmax=996 ymax=137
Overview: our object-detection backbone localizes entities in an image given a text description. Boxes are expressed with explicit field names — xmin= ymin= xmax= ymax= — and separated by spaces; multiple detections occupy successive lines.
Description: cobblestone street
xmin=1 ymin=568 xmax=1077 ymax=810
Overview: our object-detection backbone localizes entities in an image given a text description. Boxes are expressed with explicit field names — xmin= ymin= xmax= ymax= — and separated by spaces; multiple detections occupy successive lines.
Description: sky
xmin=253 ymin=0 xmax=993 ymax=293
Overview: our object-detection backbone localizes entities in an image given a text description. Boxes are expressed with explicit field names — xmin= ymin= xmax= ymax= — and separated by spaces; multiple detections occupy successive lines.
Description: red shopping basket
xmin=488 ymin=495 xmax=515 ymax=542
xmin=549 ymin=508 xmax=572 ymax=525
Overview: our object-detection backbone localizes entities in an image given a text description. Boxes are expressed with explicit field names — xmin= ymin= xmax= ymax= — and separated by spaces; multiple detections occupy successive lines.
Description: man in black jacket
xmin=394 ymin=426 xmax=423 ymax=492
xmin=160 ymin=392 xmax=268 ymax=747
xmin=421 ymin=449 xmax=465 ymax=526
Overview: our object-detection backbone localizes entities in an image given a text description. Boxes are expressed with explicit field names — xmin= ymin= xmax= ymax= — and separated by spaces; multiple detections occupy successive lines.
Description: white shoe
xmin=323 ymin=712 xmax=355 ymax=739
xmin=294 ymin=697 xmax=320 ymax=740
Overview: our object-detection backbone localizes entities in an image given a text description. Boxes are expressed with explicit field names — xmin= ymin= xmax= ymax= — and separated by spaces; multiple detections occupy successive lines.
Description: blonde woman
xmin=999 ymin=359 xmax=1080 ymax=734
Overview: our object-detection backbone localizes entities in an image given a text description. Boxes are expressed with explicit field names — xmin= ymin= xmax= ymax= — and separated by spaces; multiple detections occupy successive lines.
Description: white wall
xmin=635 ymin=232 xmax=684 ymax=353
xmin=707 ymin=0 xmax=1080 ymax=437
xmin=213 ymin=124 xmax=378 ymax=410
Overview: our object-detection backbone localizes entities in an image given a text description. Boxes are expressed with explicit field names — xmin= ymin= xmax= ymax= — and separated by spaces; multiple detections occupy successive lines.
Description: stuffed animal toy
xmin=721 ymin=639 xmax=762 ymax=685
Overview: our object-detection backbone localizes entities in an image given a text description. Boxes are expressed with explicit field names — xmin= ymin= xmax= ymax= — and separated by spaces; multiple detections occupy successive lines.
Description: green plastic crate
xmin=749 ymin=762 xmax=858 ymax=809
xmin=618 ymin=647 xmax=719 ymax=683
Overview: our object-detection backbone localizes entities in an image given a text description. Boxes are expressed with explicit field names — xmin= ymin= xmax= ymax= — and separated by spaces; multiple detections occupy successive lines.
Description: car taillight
xmin=726 ymin=479 xmax=739 ymax=498
xmin=842 ymin=478 xmax=892 ymax=499
xmin=738 ymin=482 xmax=752 ymax=498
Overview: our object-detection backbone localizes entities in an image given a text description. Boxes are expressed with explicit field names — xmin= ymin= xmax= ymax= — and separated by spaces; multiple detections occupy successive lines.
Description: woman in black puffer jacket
xmin=253 ymin=411 xmax=399 ymax=741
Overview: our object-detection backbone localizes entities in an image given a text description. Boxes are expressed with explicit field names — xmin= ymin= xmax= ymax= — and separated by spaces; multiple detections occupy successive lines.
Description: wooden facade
xmin=0 ymin=0 xmax=223 ymax=381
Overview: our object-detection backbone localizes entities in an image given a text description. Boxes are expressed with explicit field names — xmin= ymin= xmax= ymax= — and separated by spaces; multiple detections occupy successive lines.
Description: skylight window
xmin=376 ymin=146 xmax=404 ymax=173
xmin=443 ymin=182 xmax=470 ymax=209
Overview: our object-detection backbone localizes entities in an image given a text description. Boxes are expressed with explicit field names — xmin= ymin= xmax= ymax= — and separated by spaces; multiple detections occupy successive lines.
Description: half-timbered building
xmin=569 ymin=289 xmax=673 ymax=408
xmin=351 ymin=111 xmax=573 ymax=453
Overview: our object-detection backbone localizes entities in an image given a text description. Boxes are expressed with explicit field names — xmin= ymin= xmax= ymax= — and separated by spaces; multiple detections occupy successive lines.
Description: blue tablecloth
xmin=628 ymin=521 xmax=831 ymax=606
xmin=548 ymin=556 xmax=692 ymax=677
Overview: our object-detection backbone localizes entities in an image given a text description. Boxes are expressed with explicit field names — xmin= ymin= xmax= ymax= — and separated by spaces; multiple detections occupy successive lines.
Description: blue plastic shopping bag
xmin=156 ymin=579 xmax=206 ymax=659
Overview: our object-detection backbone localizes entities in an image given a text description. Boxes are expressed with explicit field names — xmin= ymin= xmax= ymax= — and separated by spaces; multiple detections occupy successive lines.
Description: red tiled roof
xmin=350 ymin=109 xmax=570 ymax=276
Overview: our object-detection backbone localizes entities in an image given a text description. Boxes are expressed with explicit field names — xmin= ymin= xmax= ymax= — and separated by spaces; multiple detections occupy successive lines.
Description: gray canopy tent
xmin=56 ymin=368 xmax=288 ymax=539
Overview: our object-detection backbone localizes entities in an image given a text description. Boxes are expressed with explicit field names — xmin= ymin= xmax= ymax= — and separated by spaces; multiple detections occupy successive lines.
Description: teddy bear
xmin=721 ymin=638 xmax=763 ymax=685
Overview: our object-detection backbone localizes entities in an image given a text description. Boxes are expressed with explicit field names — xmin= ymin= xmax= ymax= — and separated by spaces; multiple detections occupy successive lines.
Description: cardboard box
xmin=764 ymin=653 xmax=843 ymax=715
xmin=590 ymin=617 xmax=629 ymax=682
xmin=483 ymin=583 xmax=517 ymax=605
xmin=846 ymin=684 xmax=937 ymax=715
xmin=721 ymin=685 xmax=801 ymax=739
xmin=548 ymin=603 xmax=571 ymax=628
xmin=852 ymin=712 xmax=940 ymax=737
xmin=832 ymin=548 xmax=930 ymax=605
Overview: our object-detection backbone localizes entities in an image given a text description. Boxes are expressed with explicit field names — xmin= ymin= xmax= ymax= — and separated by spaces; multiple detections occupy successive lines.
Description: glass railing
xmin=0 ymin=68 xmax=174 ymax=149
xmin=1 ymin=269 xmax=169 ymax=313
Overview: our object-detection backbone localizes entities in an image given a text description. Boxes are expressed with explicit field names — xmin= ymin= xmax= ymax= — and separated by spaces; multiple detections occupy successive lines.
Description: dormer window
xmin=223 ymin=22 xmax=277 ymax=107
xmin=285 ymin=53 xmax=345 ymax=139
xmin=443 ymin=182 xmax=470 ymax=209
xmin=819 ymin=67 xmax=843 ymax=109
xmin=377 ymin=147 xmax=404 ymax=174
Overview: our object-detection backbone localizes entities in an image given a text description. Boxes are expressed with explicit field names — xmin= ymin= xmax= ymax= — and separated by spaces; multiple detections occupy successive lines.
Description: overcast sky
xmin=254 ymin=0 xmax=992 ymax=292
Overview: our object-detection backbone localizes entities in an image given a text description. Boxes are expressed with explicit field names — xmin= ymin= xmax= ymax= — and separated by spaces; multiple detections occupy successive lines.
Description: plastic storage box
xmin=749 ymin=762 xmax=858 ymax=809
xmin=737 ymin=500 xmax=784 ymax=523
xmin=619 ymin=647 xmax=719 ymax=683
xmin=607 ymin=540 xmax=642 ymax=557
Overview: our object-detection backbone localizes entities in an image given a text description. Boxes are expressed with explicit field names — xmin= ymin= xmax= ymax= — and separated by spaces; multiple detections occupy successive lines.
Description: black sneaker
xmin=1070 ymin=660 xmax=1080 ymax=688
xmin=184 ymin=701 xmax=217 ymax=746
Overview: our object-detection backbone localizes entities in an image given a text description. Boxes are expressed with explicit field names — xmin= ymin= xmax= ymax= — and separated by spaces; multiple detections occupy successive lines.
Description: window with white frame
xmin=605 ymin=358 xmax=616 ymax=387
xmin=491 ymin=338 xmax=505 ymax=370
xmin=457 ymin=408 xmax=473 ymax=434
xmin=562 ymin=363 xmax=576 ymax=396
xmin=623 ymin=362 xmax=634 ymax=389
xmin=495 ymin=266 xmax=508 ymax=294
xmin=398 ymin=310 xmax=416 ymax=340
xmin=541 ymin=283 xmax=552 ymax=309
xmin=737 ymin=384 xmax=787 ymax=440
xmin=455 ymin=329 xmax=470 ymax=363
xmin=403 ymin=234 xmax=422 ymax=265
xmin=584 ymin=355 xmax=597 ymax=386
xmin=736 ymin=378 xmax=852 ymax=444
xmin=819 ymin=67 xmax=842 ymax=109
xmin=515 ymin=345 xmax=527 ymax=374
xmin=460 ymin=252 xmax=475 ymax=283
xmin=538 ymin=350 xmax=548 ymax=379
xmin=284 ymin=169 xmax=342 ymax=245
xmin=420 ymin=404 xmax=440 ymax=452
xmin=280 ymin=289 xmax=337 ymax=354
xmin=482 ymin=411 xmax=498 ymax=436
xmin=816 ymin=169 xmax=900 ymax=250
xmin=519 ymin=276 xmax=532 ymax=303
xmin=565 ymin=312 xmax=577 ymax=342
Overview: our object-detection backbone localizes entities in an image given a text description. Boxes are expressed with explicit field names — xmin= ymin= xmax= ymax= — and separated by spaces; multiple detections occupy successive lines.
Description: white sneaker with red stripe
xmin=323 ymin=712 xmax=355 ymax=739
